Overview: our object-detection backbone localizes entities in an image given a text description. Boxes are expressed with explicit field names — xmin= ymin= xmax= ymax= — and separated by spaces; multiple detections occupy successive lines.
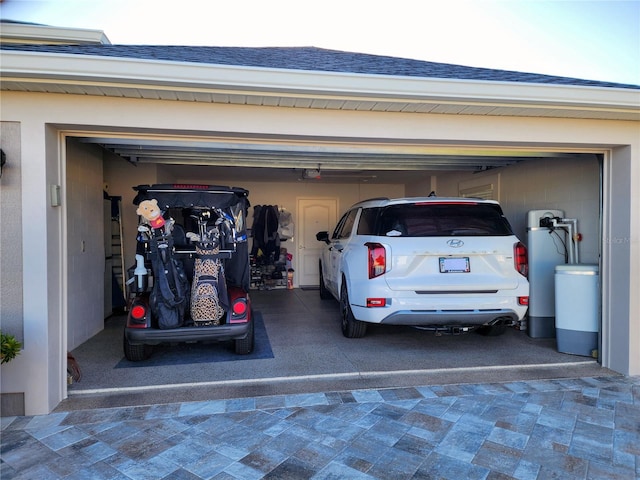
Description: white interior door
xmin=296 ymin=198 xmax=338 ymax=287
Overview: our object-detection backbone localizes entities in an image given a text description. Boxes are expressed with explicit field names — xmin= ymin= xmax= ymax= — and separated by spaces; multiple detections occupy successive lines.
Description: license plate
xmin=439 ymin=257 xmax=470 ymax=273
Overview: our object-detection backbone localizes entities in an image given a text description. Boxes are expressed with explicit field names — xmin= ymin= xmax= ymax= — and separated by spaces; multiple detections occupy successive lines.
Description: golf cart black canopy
xmin=132 ymin=184 xmax=249 ymax=210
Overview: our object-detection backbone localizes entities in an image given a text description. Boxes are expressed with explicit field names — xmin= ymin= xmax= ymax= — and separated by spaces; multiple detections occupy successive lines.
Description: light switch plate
xmin=50 ymin=184 xmax=61 ymax=207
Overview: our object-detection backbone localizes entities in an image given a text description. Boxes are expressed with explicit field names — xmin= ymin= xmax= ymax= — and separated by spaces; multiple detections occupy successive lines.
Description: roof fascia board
xmin=0 ymin=24 xmax=110 ymax=45
xmin=1 ymin=50 xmax=638 ymax=115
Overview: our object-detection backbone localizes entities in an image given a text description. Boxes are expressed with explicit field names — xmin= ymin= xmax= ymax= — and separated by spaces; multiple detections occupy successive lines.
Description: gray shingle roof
xmin=2 ymin=44 xmax=638 ymax=89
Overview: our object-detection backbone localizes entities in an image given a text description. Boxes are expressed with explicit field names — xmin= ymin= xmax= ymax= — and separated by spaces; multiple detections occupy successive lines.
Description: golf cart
xmin=123 ymin=184 xmax=253 ymax=361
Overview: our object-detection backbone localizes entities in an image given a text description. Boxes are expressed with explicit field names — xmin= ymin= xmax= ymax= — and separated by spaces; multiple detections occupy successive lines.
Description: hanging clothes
xmin=251 ymin=205 xmax=264 ymax=257
xmin=251 ymin=205 xmax=280 ymax=260
xmin=278 ymin=207 xmax=295 ymax=240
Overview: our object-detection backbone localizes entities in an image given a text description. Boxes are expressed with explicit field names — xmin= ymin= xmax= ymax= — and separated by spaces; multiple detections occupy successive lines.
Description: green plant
xmin=1 ymin=331 xmax=22 ymax=364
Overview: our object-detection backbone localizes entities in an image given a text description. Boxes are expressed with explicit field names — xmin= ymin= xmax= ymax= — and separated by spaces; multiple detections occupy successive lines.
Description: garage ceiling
xmin=79 ymin=134 xmax=594 ymax=184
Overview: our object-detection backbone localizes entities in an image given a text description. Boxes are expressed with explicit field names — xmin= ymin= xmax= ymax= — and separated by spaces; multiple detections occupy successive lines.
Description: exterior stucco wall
xmin=0 ymin=112 xmax=64 ymax=415
xmin=0 ymin=122 xmax=24 ymax=342
xmin=0 ymin=90 xmax=638 ymax=414
xmin=0 ymin=122 xmax=25 ymax=415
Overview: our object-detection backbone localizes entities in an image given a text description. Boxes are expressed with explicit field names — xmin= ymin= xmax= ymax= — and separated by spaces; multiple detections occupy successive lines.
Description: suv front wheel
xmin=340 ymin=280 xmax=367 ymax=338
xmin=319 ymin=262 xmax=333 ymax=300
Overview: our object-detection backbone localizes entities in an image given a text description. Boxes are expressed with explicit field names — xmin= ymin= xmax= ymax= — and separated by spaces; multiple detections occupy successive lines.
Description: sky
xmin=1 ymin=0 xmax=639 ymax=85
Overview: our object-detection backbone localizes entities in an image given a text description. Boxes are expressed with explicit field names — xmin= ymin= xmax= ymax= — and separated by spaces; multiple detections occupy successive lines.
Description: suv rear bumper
xmin=125 ymin=322 xmax=251 ymax=345
xmin=352 ymin=305 xmax=521 ymax=326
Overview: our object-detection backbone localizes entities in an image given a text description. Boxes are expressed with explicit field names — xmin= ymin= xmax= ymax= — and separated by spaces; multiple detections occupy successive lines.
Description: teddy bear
xmin=136 ymin=199 xmax=166 ymax=229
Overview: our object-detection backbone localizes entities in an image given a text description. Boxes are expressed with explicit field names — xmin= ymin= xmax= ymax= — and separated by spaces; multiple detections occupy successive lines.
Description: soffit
xmin=1 ymin=49 xmax=630 ymax=183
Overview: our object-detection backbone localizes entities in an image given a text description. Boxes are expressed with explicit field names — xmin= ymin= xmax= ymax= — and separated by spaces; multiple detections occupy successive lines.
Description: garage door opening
xmin=61 ymin=132 xmax=607 ymax=408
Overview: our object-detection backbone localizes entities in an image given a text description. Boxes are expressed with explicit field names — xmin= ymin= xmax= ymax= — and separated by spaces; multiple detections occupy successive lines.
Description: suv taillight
xmin=366 ymin=242 xmax=386 ymax=279
xmin=514 ymin=242 xmax=528 ymax=277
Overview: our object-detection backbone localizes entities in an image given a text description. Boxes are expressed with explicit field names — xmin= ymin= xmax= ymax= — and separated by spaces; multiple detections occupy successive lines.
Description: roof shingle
xmin=2 ymin=44 xmax=638 ymax=89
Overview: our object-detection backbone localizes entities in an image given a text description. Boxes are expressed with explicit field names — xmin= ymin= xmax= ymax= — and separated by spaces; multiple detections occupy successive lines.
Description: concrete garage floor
xmin=59 ymin=289 xmax=610 ymax=412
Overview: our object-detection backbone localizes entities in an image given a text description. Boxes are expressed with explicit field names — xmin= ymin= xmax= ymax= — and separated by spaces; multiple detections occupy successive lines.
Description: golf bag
xmin=191 ymin=226 xmax=229 ymax=326
xmin=149 ymin=233 xmax=189 ymax=329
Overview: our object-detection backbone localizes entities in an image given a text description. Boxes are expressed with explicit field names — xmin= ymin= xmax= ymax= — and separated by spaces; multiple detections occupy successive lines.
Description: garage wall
xmin=103 ymin=153 xmax=601 ymax=282
xmin=106 ymin=163 xmax=406 ymax=284
xmin=180 ymin=179 xmax=406 ymax=223
xmin=195 ymin=179 xmax=405 ymax=280
xmin=66 ymin=140 xmax=105 ymax=350
xmin=103 ymin=154 xmax=159 ymax=279
xmin=435 ymin=156 xmax=600 ymax=264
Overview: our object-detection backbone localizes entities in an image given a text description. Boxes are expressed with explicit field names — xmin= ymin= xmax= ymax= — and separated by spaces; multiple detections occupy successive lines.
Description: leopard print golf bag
xmin=190 ymin=233 xmax=229 ymax=326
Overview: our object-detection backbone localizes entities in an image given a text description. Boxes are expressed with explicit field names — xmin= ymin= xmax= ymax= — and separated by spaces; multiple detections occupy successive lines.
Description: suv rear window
xmin=364 ymin=203 xmax=513 ymax=237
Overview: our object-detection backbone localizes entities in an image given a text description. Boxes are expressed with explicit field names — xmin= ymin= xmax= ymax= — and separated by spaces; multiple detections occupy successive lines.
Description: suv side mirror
xmin=316 ymin=231 xmax=330 ymax=244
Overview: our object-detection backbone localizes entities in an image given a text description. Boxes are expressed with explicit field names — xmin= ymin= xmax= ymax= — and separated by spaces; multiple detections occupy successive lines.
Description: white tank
xmin=555 ymin=264 xmax=599 ymax=357
xmin=526 ymin=209 xmax=565 ymax=338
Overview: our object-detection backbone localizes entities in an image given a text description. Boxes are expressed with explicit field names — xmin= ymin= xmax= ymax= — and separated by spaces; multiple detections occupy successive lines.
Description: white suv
xmin=316 ymin=197 xmax=529 ymax=338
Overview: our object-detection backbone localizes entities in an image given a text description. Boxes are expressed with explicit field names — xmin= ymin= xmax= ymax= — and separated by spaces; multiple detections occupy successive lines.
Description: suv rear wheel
xmin=340 ymin=281 xmax=367 ymax=338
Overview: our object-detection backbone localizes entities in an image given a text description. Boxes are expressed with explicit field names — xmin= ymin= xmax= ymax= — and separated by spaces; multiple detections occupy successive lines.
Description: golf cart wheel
xmin=235 ymin=318 xmax=255 ymax=355
xmin=123 ymin=333 xmax=152 ymax=361
xmin=340 ymin=280 xmax=367 ymax=338
xmin=319 ymin=262 xmax=333 ymax=300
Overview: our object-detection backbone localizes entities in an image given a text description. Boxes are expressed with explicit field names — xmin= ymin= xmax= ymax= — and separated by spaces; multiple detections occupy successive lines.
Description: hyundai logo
xmin=447 ymin=239 xmax=464 ymax=248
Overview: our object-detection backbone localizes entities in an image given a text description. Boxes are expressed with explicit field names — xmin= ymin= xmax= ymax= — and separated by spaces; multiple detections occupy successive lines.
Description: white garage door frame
xmin=600 ymin=146 xmax=634 ymax=374
xmin=3 ymin=118 xmax=637 ymax=417
xmin=58 ymin=132 xmax=630 ymax=378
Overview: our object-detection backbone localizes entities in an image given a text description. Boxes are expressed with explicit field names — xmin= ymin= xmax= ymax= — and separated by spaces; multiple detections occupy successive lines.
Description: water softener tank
xmin=526 ymin=209 xmax=565 ymax=338
xmin=555 ymin=264 xmax=599 ymax=356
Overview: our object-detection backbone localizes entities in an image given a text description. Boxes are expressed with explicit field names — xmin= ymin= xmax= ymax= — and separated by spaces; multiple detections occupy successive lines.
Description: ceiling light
xmin=302 ymin=168 xmax=322 ymax=179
